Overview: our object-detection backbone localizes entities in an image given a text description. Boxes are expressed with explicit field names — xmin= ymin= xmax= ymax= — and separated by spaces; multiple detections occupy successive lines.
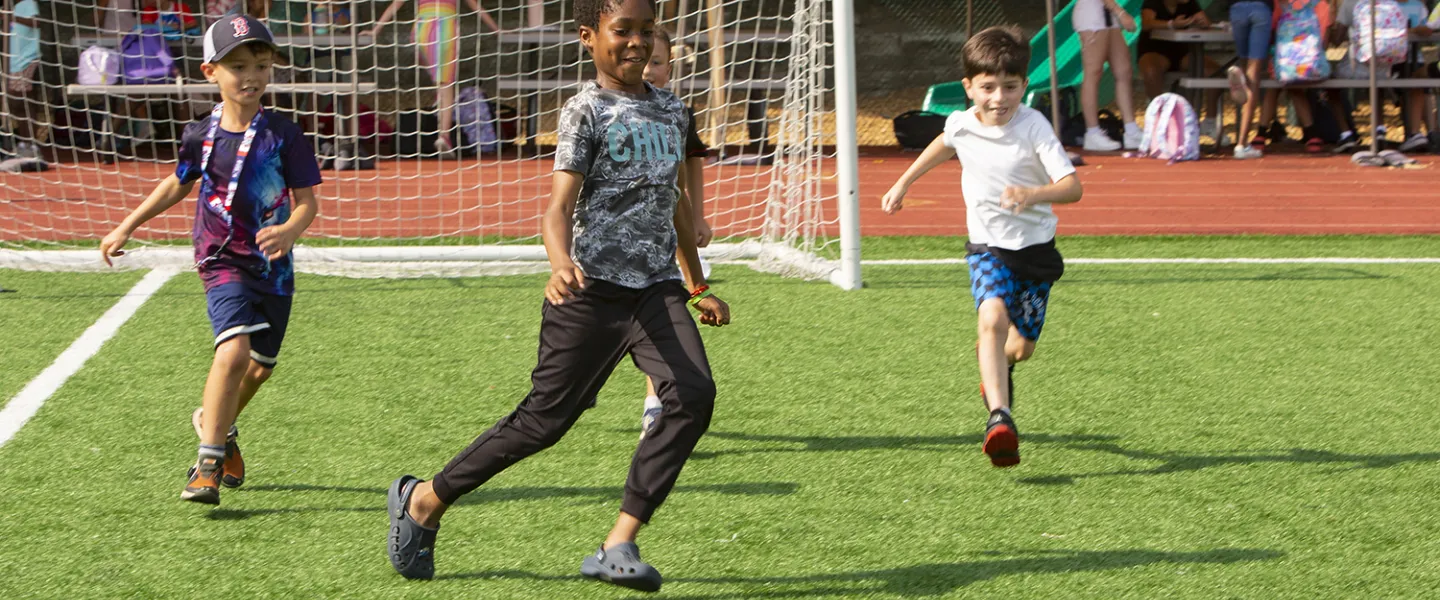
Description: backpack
xmin=891 ymin=110 xmax=948 ymax=150
xmin=78 ymin=46 xmax=122 ymax=85
xmin=1274 ymin=0 xmax=1332 ymax=83
xmin=455 ymin=86 xmax=500 ymax=154
xmin=120 ymin=25 xmax=175 ymax=85
xmin=1138 ymin=93 xmax=1200 ymax=163
xmin=1352 ymin=0 xmax=1409 ymax=65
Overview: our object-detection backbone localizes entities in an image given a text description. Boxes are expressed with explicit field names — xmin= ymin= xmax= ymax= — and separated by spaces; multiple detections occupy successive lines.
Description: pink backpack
xmin=1138 ymin=94 xmax=1200 ymax=163
xmin=1353 ymin=0 xmax=1409 ymax=65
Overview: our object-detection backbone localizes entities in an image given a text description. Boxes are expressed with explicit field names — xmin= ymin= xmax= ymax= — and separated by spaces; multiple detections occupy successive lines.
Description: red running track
xmin=3 ymin=149 xmax=1438 ymax=242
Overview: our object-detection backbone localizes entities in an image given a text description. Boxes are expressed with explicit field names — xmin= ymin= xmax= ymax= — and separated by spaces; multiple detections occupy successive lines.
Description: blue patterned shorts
xmin=967 ymin=251 xmax=1053 ymax=341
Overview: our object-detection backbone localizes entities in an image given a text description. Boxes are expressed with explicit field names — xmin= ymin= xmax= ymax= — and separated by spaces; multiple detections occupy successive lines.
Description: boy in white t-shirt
xmin=881 ymin=25 xmax=1083 ymax=468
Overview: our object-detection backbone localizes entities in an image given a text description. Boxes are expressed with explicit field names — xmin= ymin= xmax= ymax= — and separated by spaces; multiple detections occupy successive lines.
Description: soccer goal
xmin=0 ymin=0 xmax=861 ymax=289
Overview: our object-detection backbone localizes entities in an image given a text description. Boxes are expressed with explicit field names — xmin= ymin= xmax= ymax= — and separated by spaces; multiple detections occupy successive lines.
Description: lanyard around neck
xmin=201 ymin=102 xmax=263 ymax=224
xmin=195 ymin=102 xmax=263 ymax=269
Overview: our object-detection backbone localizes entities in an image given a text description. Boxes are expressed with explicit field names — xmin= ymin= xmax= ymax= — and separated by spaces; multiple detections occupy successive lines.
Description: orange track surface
xmin=4 ymin=150 xmax=1438 ymax=242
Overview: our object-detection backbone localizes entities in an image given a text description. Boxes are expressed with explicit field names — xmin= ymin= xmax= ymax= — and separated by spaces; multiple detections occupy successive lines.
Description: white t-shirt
xmin=942 ymin=105 xmax=1076 ymax=251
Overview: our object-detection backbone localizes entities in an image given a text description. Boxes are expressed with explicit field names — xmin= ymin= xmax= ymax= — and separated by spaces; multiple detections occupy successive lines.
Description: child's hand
xmin=694 ymin=218 xmax=714 ymax=247
xmin=1191 ymin=12 xmax=1211 ymax=28
xmin=881 ymin=185 xmax=907 ymax=214
xmin=256 ymin=224 xmax=301 ymax=260
xmin=546 ymin=262 xmax=586 ymax=305
xmin=100 ymin=228 xmax=130 ymax=267
xmin=1000 ymin=186 xmax=1036 ymax=215
xmin=694 ymin=294 xmax=730 ymax=327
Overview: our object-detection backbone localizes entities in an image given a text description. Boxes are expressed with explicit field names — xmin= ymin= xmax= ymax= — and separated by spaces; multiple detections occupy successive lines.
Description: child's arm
xmin=256 ymin=187 xmax=320 ymax=260
xmin=685 ymin=156 xmax=712 ymax=247
xmin=881 ymin=134 xmax=957 ymax=214
xmin=100 ymin=175 xmax=195 ymax=266
xmin=541 ymin=170 xmax=586 ymax=305
xmin=674 ymin=161 xmax=729 ymax=327
xmin=363 ymin=0 xmax=408 ymax=36
xmin=1000 ymin=174 xmax=1083 ymax=215
xmin=464 ymin=0 xmax=502 ymax=32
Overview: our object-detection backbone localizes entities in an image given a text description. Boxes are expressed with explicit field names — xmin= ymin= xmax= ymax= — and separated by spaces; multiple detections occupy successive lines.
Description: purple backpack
xmin=121 ymin=26 xmax=175 ymax=85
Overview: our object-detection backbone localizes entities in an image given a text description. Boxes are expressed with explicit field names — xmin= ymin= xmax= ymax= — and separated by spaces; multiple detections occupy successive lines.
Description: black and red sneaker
xmin=982 ymin=409 xmax=1020 ymax=468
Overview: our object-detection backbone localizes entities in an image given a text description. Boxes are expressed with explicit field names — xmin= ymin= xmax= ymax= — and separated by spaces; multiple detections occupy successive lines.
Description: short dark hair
xmin=961 ymin=25 xmax=1029 ymax=79
xmin=574 ymin=0 xmax=656 ymax=30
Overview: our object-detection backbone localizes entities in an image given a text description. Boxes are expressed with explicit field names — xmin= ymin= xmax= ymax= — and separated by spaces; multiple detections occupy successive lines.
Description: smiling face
xmin=578 ymin=0 xmax=656 ymax=93
xmin=643 ymin=34 xmax=672 ymax=87
xmin=201 ymin=42 xmax=273 ymax=109
xmin=963 ymin=72 xmax=1026 ymax=127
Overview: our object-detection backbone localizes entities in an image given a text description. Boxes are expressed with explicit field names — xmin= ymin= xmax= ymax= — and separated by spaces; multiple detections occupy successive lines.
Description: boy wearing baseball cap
xmin=100 ymin=15 xmax=323 ymax=506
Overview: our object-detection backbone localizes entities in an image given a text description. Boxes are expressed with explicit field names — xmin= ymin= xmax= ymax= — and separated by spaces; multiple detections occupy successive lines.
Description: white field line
xmin=858 ymin=258 xmax=1440 ymax=266
xmin=0 ymin=269 xmax=177 ymax=448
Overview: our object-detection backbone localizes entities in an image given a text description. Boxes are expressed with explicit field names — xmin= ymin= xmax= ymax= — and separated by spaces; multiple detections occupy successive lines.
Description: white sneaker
xmin=1123 ymin=128 xmax=1144 ymax=150
xmin=1083 ymin=129 xmax=1121 ymax=152
xmin=1234 ymin=145 xmax=1263 ymax=159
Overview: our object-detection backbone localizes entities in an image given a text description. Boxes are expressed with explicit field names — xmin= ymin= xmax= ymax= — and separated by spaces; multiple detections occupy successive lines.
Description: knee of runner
xmin=246 ymin=362 xmax=273 ymax=384
xmin=677 ymin=376 xmax=716 ymax=424
xmin=977 ymin=301 xmax=1010 ymax=336
xmin=214 ymin=340 xmax=251 ymax=374
xmin=1007 ymin=342 xmax=1035 ymax=364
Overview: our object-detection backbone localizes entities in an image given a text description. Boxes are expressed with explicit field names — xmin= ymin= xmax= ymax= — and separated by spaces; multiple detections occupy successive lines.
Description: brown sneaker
xmin=181 ymin=456 xmax=224 ymax=505
xmin=222 ymin=431 xmax=245 ymax=488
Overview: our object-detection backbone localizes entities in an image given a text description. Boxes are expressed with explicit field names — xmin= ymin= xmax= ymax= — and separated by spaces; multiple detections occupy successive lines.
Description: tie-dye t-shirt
xmin=553 ymin=81 xmax=689 ymax=289
xmin=176 ymin=112 xmax=322 ymax=296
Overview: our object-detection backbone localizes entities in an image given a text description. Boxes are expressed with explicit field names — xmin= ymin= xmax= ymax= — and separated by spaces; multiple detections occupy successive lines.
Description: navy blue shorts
xmin=967 ymin=251 xmax=1053 ymax=342
xmin=206 ymin=283 xmax=293 ymax=368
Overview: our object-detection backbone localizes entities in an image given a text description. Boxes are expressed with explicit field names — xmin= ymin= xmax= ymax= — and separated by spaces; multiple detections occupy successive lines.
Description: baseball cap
xmin=203 ymin=15 xmax=278 ymax=64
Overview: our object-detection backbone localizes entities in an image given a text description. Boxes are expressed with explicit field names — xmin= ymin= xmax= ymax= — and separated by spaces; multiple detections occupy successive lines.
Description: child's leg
xmin=1289 ymin=89 xmax=1315 ymax=128
xmin=200 ymin=335 xmax=252 ymax=447
xmin=1078 ymin=30 xmax=1111 ymax=130
xmin=641 ymin=376 xmax=661 ymax=431
xmin=1406 ymin=89 xmax=1425 ymax=136
xmin=1238 ymin=59 xmax=1264 ymax=146
xmin=1004 ymin=323 xmax=1036 ymax=366
xmin=1105 ymin=28 xmax=1137 ymax=125
xmin=437 ymin=83 xmax=455 ymax=147
xmin=977 ymin=297 xmax=1012 ymax=411
xmin=620 ymin=282 xmax=716 ymax=540
xmin=234 ymin=362 xmax=272 ymax=416
xmin=408 ymin=283 xmax=636 ymax=526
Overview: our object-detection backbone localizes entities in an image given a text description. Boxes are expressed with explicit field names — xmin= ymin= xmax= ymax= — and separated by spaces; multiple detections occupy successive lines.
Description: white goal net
xmin=0 ymin=0 xmax=858 ymax=287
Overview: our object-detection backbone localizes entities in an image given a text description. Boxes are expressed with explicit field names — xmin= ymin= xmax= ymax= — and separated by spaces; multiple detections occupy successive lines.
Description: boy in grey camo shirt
xmin=384 ymin=0 xmax=730 ymax=592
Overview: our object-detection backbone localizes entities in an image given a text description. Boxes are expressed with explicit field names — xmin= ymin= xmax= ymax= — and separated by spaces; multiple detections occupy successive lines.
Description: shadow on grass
xmin=1018 ymin=443 xmax=1440 ymax=486
xmin=244 ymin=481 xmax=798 ymax=507
xmin=691 ymin=431 xmax=1118 ymax=460
xmin=204 ymin=506 xmax=381 ymax=520
xmin=439 ymin=548 xmax=1282 ymax=596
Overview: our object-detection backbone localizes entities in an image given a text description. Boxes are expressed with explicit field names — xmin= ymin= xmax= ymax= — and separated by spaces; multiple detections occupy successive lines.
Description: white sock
xmin=1087 ymin=126 xmax=1104 ymax=136
xmin=643 ymin=395 xmax=662 ymax=411
xmin=1124 ymin=122 xmax=1141 ymax=135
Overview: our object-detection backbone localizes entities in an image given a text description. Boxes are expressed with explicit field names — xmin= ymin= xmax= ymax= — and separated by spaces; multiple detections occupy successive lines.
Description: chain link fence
xmin=854 ymin=0 xmax=1050 ymax=145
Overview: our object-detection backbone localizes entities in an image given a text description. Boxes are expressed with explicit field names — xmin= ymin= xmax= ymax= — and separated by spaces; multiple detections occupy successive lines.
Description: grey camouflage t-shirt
xmin=554 ymin=81 xmax=688 ymax=289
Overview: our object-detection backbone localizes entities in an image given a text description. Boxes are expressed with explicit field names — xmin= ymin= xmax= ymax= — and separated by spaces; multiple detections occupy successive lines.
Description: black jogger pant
xmin=429 ymin=279 xmax=715 ymax=523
